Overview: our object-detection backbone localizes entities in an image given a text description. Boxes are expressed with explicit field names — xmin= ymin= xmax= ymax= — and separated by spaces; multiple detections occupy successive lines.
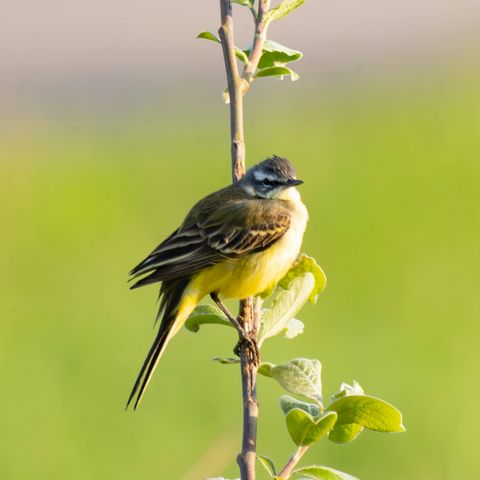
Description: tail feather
xmin=126 ymin=327 xmax=169 ymax=410
xmin=127 ymin=277 xmax=192 ymax=410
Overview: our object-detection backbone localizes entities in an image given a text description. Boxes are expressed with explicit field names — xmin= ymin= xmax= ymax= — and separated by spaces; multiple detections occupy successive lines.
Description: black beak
xmin=288 ymin=178 xmax=304 ymax=186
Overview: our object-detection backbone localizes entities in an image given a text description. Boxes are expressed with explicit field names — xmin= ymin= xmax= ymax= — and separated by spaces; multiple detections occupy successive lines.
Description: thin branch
xmin=219 ymin=0 xmax=245 ymax=180
xmin=237 ymin=297 xmax=259 ymax=480
xmin=242 ymin=0 xmax=271 ymax=88
xmin=278 ymin=446 xmax=309 ymax=479
xmin=219 ymin=2 xmax=260 ymax=479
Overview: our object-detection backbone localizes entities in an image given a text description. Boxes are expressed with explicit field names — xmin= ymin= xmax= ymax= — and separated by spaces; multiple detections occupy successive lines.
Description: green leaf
xmin=197 ymin=31 xmax=220 ymax=44
xmin=257 ymin=275 xmax=313 ymax=345
xmin=327 ymin=384 xmax=402 ymax=442
xmin=279 ymin=254 xmax=327 ymax=303
xmin=255 ymin=66 xmax=300 ymax=81
xmin=258 ymin=255 xmax=326 ymax=345
xmin=258 ymin=362 xmax=275 ymax=377
xmin=265 ymin=0 xmax=305 ymax=23
xmin=244 ymin=40 xmax=303 ymax=83
xmin=291 ymin=465 xmax=359 ymax=480
xmin=271 ymin=358 xmax=322 ymax=402
xmin=328 ymin=423 xmax=364 ymax=444
xmin=263 ymin=40 xmax=302 ymax=61
xmin=234 ymin=48 xmax=249 ymax=64
xmin=280 ymin=395 xmax=321 ymax=418
xmin=197 ymin=31 xmax=248 ymax=64
xmin=327 ymin=395 xmax=405 ymax=433
xmin=212 ymin=357 xmax=240 ymax=365
xmin=233 ymin=0 xmax=253 ymax=6
xmin=286 ymin=409 xmax=337 ymax=446
xmin=244 ymin=40 xmax=303 ymax=69
xmin=185 ymin=305 xmax=232 ymax=333
xmin=259 ymin=40 xmax=302 ymax=68
xmin=257 ymin=455 xmax=277 ymax=477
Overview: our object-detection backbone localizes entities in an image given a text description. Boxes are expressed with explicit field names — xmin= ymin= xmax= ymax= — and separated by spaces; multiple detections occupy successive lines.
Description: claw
xmin=210 ymin=293 xmax=259 ymax=365
xmin=234 ymin=329 xmax=259 ymax=366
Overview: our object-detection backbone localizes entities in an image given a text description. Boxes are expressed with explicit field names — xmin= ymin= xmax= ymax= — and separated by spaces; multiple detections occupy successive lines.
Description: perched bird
xmin=127 ymin=155 xmax=308 ymax=409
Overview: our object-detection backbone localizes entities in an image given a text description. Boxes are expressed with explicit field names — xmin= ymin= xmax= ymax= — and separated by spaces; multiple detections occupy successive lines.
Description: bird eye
xmin=262 ymin=178 xmax=272 ymax=186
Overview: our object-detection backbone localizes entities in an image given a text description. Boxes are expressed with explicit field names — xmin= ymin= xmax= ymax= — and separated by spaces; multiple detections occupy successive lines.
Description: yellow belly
xmin=187 ymin=191 xmax=308 ymax=301
xmin=190 ymin=239 xmax=295 ymax=299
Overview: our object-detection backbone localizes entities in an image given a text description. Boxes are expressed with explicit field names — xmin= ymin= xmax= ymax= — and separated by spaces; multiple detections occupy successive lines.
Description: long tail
xmin=126 ymin=278 xmax=196 ymax=410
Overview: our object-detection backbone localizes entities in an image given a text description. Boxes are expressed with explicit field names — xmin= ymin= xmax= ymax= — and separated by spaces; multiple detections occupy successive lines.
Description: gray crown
xmin=255 ymin=155 xmax=297 ymax=179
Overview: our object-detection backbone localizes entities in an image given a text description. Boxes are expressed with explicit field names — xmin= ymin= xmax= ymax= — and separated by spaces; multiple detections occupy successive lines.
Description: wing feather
xmin=130 ymin=187 xmax=292 ymax=288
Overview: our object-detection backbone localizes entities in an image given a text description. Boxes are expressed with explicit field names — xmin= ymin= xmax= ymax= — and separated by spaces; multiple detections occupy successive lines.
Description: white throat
xmin=278 ymin=186 xmax=302 ymax=204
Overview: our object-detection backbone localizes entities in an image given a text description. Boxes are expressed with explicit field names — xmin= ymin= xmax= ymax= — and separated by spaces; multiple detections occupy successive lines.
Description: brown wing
xmin=129 ymin=186 xmax=292 ymax=288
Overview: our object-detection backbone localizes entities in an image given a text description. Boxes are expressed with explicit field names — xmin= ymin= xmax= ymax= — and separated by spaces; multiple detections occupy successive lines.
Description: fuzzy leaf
xmin=286 ymin=409 xmax=337 ymax=446
xmin=279 ymin=254 xmax=327 ymax=303
xmin=330 ymin=381 xmax=365 ymax=402
xmin=327 ymin=395 xmax=405 ymax=433
xmin=185 ymin=305 xmax=232 ymax=333
xmin=255 ymin=66 xmax=300 ymax=81
xmin=265 ymin=0 xmax=305 ymax=23
xmin=328 ymin=423 xmax=364 ymax=444
xmin=258 ymin=274 xmax=314 ymax=345
xmin=280 ymin=395 xmax=321 ymax=418
xmin=243 ymin=40 xmax=303 ymax=69
xmin=257 ymin=455 xmax=277 ymax=477
xmin=284 ymin=318 xmax=304 ymax=339
xmin=271 ymin=358 xmax=322 ymax=402
xmin=291 ymin=465 xmax=359 ymax=480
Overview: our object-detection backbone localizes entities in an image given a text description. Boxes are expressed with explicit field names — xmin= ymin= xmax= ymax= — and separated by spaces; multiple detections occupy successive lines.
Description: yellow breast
xmin=188 ymin=188 xmax=308 ymax=300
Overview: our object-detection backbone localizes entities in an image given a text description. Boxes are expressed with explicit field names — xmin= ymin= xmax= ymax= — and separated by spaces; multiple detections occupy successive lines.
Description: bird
xmin=127 ymin=155 xmax=308 ymax=409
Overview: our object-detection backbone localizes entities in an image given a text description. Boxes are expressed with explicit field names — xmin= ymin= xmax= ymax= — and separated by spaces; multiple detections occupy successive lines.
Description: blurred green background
xmin=1 ymin=2 xmax=480 ymax=479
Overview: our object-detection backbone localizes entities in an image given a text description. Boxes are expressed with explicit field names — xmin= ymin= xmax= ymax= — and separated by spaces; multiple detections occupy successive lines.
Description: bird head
xmin=239 ymin=155 xmax=303 ymax=199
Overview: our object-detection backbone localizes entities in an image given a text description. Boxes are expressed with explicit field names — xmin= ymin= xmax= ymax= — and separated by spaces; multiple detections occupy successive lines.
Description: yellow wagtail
xmin=127 ymin=155 xmax=308 ymax=409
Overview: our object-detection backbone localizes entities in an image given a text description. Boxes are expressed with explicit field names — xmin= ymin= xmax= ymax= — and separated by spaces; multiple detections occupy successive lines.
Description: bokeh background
xmin=1 ymin=1 xmax=479 ymax=479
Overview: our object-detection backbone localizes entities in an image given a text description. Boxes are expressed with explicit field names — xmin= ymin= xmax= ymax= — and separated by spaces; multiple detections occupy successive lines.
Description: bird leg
xmin=210 ymin=292 xmax=244 ymax=331
xmin=210 ymin=293 xmax=259 ymax=365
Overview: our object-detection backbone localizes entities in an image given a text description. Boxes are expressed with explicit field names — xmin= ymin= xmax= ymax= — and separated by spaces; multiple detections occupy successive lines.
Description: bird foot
xmin=210 ymin=293 xmax=259 ymax=365
xmin=234 ymin=329 xmax=259 ymax=366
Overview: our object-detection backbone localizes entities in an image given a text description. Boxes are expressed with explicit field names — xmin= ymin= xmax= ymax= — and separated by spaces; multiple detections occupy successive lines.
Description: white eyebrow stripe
xmin=253 ymin=170 xmax=280 ymax=182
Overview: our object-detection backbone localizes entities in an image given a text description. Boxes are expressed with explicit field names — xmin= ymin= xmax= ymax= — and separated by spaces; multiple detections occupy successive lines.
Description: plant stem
xmin=237 ymin=298 xmax=259 ymax=480
xmin=219 ymin=1 xmax=260 ymax=479
xmin=219 ymin=0 xmax=245 ymax=180
xmin=278 ymin=446 xmax=309 ymax=479
xmin=242 ymin=0 xmax=271 ymax=86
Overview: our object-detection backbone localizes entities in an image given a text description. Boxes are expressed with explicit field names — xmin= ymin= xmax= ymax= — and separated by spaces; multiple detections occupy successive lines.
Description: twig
xmin=218 ymin=1 xmax=262 ymax=479
xmin=237 ymin=298 xmax=259 ymax=480
xmin=219 ymin=0 xmax=245 ymax=180
xmin=278 ymin=446 xmax=309 ymax=479
xmin=242 ymin=0 xmax=271 ymax=87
